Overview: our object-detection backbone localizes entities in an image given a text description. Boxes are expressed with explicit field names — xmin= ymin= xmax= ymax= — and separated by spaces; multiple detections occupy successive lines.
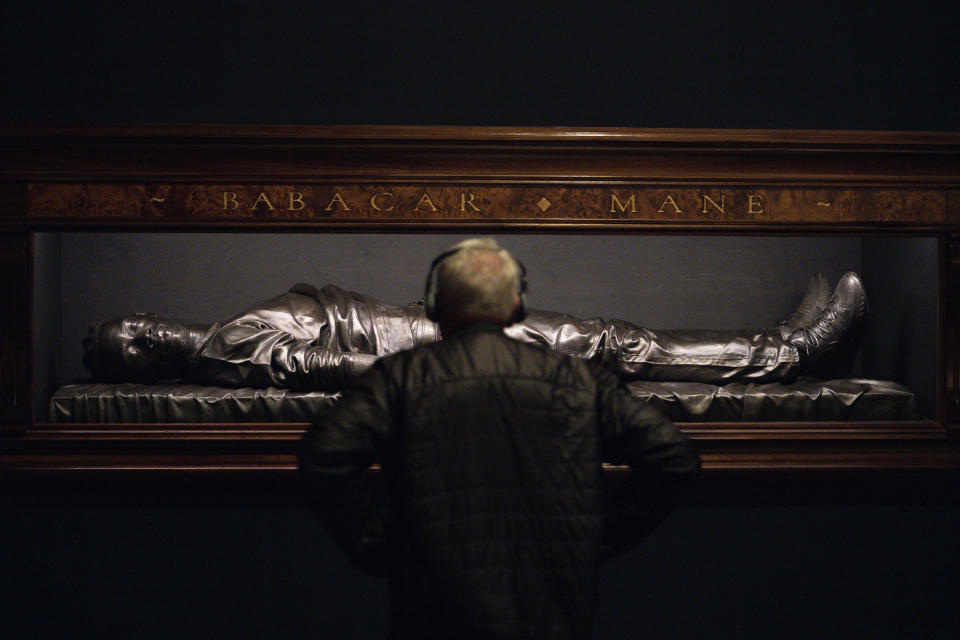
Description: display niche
xmin=3 ymin=125 xmax=959 ymax=474
xmin=32 ymin=233 xmax=938 ymax=428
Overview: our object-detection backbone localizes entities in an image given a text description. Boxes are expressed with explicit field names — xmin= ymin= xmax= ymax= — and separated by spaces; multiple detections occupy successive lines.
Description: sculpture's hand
xmin=197 ymin=323 xmax=378 ymax=391
xmin=278 ymin=346 xmax=378 ymax=391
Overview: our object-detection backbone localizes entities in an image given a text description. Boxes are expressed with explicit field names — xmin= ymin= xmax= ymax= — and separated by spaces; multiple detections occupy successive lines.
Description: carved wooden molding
xmin=2 ymin=125 xmax=959 ymax=186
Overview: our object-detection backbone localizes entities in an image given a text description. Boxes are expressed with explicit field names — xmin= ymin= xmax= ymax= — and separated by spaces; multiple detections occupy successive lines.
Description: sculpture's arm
xmin=194 ymin=323 xmax=376 ymax=391
xmin=274 ymin=343 xmax=378 ymax=390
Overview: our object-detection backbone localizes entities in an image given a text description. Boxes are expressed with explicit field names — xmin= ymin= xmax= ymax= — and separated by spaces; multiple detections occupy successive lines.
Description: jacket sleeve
xmin=593 ymin=362 xmax=700 ymax=558
xmin=298 ymin=360 xmax=396 ymax=575
xmin=594 ymin=362 xmax=699 ymax=474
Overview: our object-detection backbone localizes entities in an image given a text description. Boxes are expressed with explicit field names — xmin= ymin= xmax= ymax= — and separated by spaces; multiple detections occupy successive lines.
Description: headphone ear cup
xmin=424 ymin=248 xmax=459 ymax=323
xmin=513 ymin=292 xmax=529 ymax=323
xmin=424 ymin=291 xmax=439 ymax=322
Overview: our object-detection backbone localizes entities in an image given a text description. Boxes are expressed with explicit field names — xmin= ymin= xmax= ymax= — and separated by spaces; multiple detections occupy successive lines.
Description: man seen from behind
xmin=298 ymin=238 xmax=700 ymax=639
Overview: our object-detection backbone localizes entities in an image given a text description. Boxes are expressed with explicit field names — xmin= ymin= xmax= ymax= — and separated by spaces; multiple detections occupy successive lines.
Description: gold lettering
xmin=288 ymin=192 xmax=305 ymax=211
xmin=416 ymin=192 xmax=439 ymax=212
xmin=610 ymin=194 xmax=638 ymax=214
xmin=251 ymin=192 xmax=275 ymax=211
xmin=325 ymin=193 xmax=351 ymax=211
xmin=460 ymin=192 xmax=482 ymax=213
xmin=223 ymin=192 xmax=239 ymax=210
xmin=657 ymin=195 xmax=682 ymax=214
xmin=370 ymin=192 xmax=395 ymax=212
xmin=701 ymin=194 xmax=725 ymax=214
xmin=747 ymin=194 xmax=764 ymax=214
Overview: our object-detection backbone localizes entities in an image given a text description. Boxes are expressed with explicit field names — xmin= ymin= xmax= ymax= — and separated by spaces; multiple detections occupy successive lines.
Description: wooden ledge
xmin=2 ymin=420 xmax=957 ymax=475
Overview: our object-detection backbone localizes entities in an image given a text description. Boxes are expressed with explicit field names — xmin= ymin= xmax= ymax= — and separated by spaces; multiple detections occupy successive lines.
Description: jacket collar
xmin=442 ymin=322 xmax=506 ymax=338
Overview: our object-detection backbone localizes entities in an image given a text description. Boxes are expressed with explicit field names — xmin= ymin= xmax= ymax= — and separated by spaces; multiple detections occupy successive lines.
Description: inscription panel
xmin=24 ymin=184 xmax=947 ymax=226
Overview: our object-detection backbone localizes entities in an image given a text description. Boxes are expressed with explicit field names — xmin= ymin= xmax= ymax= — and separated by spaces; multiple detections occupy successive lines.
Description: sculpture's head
xmin=82 ymin=312 xmax=196 ymax=383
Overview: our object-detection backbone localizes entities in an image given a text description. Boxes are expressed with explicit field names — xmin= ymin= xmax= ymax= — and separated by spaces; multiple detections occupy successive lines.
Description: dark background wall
xmin=3 ymin=2 xmax=960 ymax=639
xmin=2 ymin=3 xmax=957 ymax=130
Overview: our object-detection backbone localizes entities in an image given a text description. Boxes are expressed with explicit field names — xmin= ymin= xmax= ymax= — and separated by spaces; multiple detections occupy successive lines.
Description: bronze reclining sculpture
xmin=81 ymin=272 xmax=867 ymax=391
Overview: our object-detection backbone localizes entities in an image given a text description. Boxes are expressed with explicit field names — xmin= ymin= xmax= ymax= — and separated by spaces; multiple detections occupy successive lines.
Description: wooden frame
xmin=2 ymin=124 xmax=959 ymax=475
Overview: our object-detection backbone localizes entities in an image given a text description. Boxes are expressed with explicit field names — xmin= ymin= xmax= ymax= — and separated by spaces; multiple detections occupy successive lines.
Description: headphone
xmin=423 ymin=246 xmax=529 ymax=323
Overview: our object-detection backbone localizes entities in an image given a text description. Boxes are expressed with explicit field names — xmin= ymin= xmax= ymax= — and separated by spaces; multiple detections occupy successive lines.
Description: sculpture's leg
xmin=506 ymin=273 xmax=867 ymax=384
xmin=508 ymin=310 xmax=803 ymax=384
xmin=602 ymin=324 xmax=804 ymax=384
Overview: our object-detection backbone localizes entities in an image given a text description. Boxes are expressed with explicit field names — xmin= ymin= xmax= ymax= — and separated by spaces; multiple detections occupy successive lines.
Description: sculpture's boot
xmin=787 ymin=272 xmax=868 ymax=378
xmin=775 ymin=273 xmax=831 ymax=340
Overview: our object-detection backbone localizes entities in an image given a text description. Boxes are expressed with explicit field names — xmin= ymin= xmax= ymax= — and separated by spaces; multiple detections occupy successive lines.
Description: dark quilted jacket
xmin=299 ymin=324 xmax=699 ymax=640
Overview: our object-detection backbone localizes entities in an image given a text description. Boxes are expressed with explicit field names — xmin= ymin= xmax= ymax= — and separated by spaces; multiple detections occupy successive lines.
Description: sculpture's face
xmin=98 ymin=313 xmax=193 ymax=381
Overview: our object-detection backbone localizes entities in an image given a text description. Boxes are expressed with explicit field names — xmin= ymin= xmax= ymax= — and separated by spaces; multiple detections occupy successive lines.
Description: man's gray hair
xmin=436 ymin=238 xmax=522 ymax=324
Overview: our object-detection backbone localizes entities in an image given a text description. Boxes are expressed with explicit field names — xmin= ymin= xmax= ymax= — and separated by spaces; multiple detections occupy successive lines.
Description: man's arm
xmin=593 ymin=362 xmax=700 ymax=558
xmin=298 ymin=360 xmax=395 ymax=575
xmin=595 ymin=362 xmax=699 ymax=474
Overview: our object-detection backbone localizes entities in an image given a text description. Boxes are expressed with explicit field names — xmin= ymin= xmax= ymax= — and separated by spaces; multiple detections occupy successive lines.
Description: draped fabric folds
xmin=50 ymin=377 xmax=918 ymax=423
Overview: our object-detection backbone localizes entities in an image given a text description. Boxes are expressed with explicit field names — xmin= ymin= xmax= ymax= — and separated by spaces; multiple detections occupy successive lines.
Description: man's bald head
xmin=435 ymin=238 xmax=523 ymax=329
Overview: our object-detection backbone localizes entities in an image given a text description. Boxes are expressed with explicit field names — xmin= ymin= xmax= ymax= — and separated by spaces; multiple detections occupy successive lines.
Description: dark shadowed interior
xmin=3 ymin=2 xmax=959 ymax=638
